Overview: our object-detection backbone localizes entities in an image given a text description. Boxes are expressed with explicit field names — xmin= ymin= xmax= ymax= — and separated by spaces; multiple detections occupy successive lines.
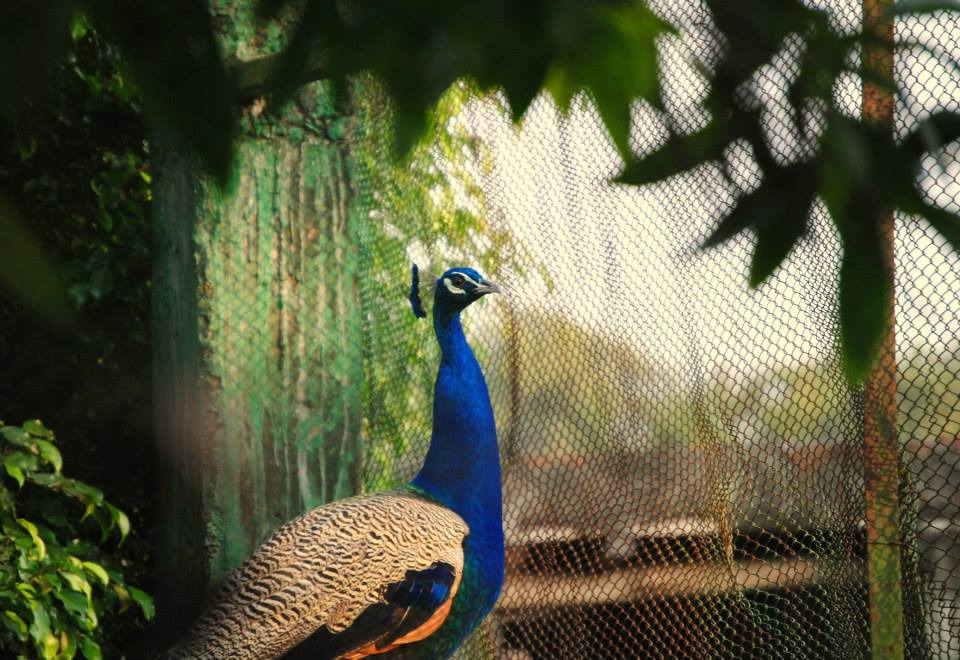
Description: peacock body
xmin=162 ymin=266 xmax=503 ymax=659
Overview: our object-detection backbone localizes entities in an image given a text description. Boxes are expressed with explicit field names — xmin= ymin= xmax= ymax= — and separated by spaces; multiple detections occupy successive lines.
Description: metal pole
xmin=861 ymin=0 xmax=904 ymax=657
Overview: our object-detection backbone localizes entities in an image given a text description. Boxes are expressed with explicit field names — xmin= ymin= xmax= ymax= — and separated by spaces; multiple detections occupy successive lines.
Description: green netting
xmin=184 ymin=1 xmax=960 ymax=657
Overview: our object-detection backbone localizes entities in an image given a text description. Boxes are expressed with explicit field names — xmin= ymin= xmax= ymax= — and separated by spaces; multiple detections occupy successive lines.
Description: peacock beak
xmin=474 ymin=281 xmax=501 ymax=295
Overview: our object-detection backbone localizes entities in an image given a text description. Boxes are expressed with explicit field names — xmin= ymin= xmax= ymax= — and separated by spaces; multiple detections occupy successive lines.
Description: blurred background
xmin=1 ymin=0 xmax=959 ymax=658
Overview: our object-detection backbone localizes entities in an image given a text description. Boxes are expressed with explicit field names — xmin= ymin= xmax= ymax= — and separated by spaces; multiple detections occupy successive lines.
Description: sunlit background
xmin=378 ymin=1 xmax=960 ymax=655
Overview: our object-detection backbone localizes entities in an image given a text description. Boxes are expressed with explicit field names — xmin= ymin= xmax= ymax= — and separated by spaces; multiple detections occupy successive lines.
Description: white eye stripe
xmin=443 ymin=278 xmax=467 ymax=295
xmin=451 ymin=272 xmax=481 ymax=287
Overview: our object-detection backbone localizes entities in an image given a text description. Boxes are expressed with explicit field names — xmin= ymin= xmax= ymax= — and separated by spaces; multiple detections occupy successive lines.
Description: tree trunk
xmin=153 ymin=2 xmax=365 ymax=639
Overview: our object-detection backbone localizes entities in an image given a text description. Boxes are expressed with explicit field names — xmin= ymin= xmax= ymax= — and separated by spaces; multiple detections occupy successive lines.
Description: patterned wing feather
xmin=162 ymin=491 xmax=468 ymax=659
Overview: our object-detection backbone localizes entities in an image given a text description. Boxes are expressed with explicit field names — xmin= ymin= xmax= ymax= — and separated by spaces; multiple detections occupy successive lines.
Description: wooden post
xmin=861 ymin=0 xmax=904 ymax=657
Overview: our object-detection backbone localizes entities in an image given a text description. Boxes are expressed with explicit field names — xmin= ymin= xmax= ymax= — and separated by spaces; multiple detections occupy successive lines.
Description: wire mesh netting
xmin=187 ymin=0 xmax=960 ymax=658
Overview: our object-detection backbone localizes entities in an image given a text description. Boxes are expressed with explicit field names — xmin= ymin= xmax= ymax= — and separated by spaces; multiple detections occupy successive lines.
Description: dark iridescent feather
xmin=283 ymin=563 xmax=457 ymax=659
xmin=409 ymin=264 xmax=427 ymax=318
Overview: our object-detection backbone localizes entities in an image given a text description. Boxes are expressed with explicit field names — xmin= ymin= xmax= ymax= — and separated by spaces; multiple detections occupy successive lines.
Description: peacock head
xmin=409 ymin=265 xmax=500 ymax=319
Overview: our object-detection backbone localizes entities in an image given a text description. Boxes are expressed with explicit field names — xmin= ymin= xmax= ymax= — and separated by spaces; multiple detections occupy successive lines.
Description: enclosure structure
xmin=155 ymin=0 xmax=960 ymax=657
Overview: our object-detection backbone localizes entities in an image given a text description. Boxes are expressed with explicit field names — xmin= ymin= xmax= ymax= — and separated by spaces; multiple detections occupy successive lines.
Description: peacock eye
xmin=450 ymin=274 xmax=465 ymax=287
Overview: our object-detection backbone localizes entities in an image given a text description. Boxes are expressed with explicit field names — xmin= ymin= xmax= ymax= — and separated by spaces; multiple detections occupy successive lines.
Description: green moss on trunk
xmin=194 ymin=109 xmax=364 ymax=580
xmin=153 ymin=1 xmax=367 ymax=626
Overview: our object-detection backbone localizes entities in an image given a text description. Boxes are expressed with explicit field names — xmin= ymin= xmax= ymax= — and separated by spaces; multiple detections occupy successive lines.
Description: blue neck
xmin=411 ymin=306 xmax=503 ymax=549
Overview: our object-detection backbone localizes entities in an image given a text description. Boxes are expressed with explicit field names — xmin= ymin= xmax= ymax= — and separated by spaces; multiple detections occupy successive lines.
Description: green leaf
xmin=815 ymin=115 xmax=902 ymax=381
xmin=5 ymin=448 xmax=45 ymax=487
xmin=29 ymin=472 xmax=62 ymax=488
xmin=79 ymin=635 xmax=102 ymax=660
xmin=922 ymin=217 xmax=960 ymax=258
xmin=87 ymin=267 xmax=114 ymax=301
xmin=28 ymin=600 xmax=51 ymax=645
xmin=70 ymin=12 xmax=89 ymax=42
xmin=1 ymin=609 xmax=28 ymax=639
xmin=40 ymin=572 xmax=62 ymax=592
xmin=81 ymin=561 xmax=109 ymax=587
xmin=16 ymin=582 xmax=38 ymax=601
xmin=749 ymin=208 xmax=811 ymax=288
xmin=710 ymin=0 xmax=829 ymax=78
xmin=547 ymin=1 xmax=671 ymax=158
xmin=22 ymin=419 xmax=53 ymax=439
xmin=61 ymin=629 xmax=78 ymax=658
xmin=837 ymin=217 xmax=892 ymax=383
xmin=42 ymin=631 xmax=59 ymax=660
xmin=55 ymin=589 xmax=89 ymax=624
xmin=60 ymin=571 xmax=91 ymax=599
xmin=702 ymin=195 xmax=759 ymax=249
xmin=789 ymin=30 xmax=854 ymax=103
xmin=35 ymin=441 xmax=62 ymax=473
xmin=822 ymin=115 xmax=890 ymax=189
xmin=701 ymin=164 xmax=816 ymax=287
xmin=68 ymin=282 xmax=90 ymax=308
xmin=1 ymin=425 xmax=34 ymax=449
xmin=107 ymin=504 xmax=130 ymax=542
xmin=4 ymin=463 xmax=25 ymax=488
xmin=17 ymin=518 xmax=46 ymax=560
xmin=128 ymin=586 xmax=155 ymax=621
xmin=111 ymin=584 xmax=130 ymax=611
xmin=59 ymin=478 xmax=104 ymax=506
xmin=6 ymin=450 xmax=39 ymax=475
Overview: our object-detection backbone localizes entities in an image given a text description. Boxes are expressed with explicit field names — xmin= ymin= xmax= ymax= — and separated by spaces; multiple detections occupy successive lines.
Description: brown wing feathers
xmin=161 ymin=491 xmax=468 ymax=659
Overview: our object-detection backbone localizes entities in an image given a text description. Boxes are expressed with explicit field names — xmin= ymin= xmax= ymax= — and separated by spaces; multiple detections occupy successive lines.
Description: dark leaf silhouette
xmin=0 ymin=194 xmax=74 ymax=330
xmin=837 ymin=213 xmax=891 ymax=383
xmin=898 ymin=111 xmax=960 ymax=164
xmin=701 ymin=164 xmax=816 ymax=287
xmin=91 ymin=0 xmax=234 ymax=185
xmin=617 ymin=117 xmax=744 ymax=185
xmin=0 ymin=3 xmax=75 ymax=123
xmin=0 ymin=0 xmax=958 ymax=380
xmin=888 ymin=0 xmax=960 ymax=16
xmin=900 ymin=192 xmax=960 ymax=251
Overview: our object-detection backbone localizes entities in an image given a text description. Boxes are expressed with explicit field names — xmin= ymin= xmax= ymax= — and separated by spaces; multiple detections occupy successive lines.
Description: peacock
xmin=162 ymin=265 xmax=504 ymax=659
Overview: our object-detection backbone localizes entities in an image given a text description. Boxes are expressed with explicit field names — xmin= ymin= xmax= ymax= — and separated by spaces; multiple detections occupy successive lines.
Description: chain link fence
xmin=351 ymin=1 xmax=960 ymax=657
xmin=186 ymin=0 xmax=960 ymax=657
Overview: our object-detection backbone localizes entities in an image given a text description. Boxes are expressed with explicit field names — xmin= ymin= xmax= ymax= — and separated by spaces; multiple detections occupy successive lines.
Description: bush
xmin=0 ymin=420 xmax=152 ymax=659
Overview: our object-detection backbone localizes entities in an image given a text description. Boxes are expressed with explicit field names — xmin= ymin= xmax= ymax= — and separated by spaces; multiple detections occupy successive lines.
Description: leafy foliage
xmin=2 ymin=0 xmax=960 ymax=383
xmin=0 ymin=19 xmax=155 ymax=654
xmin=0 ymin=420 xmax=153 ymax=659
xmin=0 ymin=19 xmax=151 ymax=444
xmin=261 ymin=0 xmax=670 ymax=158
